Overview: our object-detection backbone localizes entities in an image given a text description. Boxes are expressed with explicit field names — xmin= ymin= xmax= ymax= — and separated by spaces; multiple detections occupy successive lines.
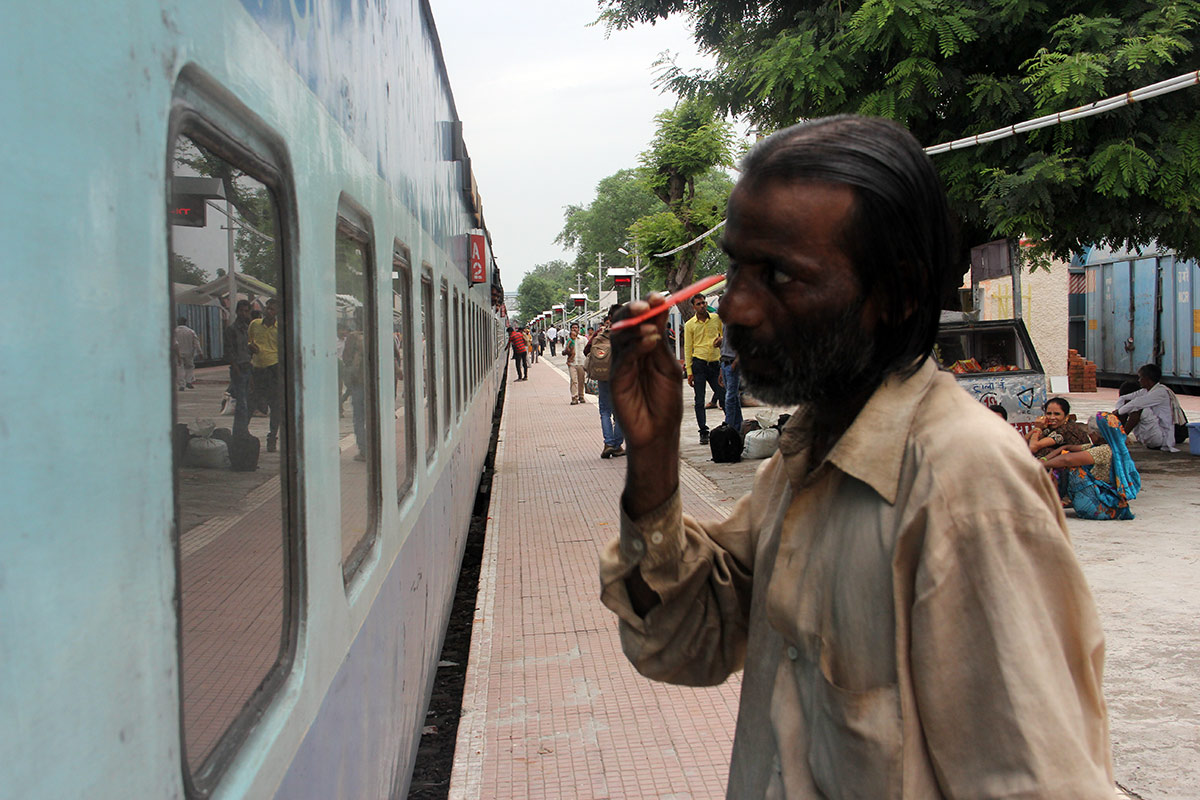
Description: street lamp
xmin=618 ymin=246 xmax=643 ymax=299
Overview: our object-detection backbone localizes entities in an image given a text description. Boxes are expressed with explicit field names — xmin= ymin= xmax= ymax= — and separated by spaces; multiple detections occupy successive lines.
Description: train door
xmin=1130 ymin=257 xmax=1157 ymax=371
xmin=1160 ymin=256 xmax=1200 ymax=382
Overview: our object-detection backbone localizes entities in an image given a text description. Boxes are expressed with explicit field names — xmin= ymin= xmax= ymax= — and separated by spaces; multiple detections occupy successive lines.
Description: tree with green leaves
xmin=170 ymin=253 xmax=207 ymax=286
xmin=516 ymin=260 xmax=577 ymax=323
xmin=557 ymin=169 xmax=662 ymax=283
xmin=598 ymin=0 xmax=1200 ymax=260
xmin=636 ymin=98 xmax=738 ymax=294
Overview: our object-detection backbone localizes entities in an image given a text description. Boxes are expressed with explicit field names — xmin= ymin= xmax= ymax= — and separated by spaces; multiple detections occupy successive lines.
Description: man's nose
xmin=717 ymin=280 xmax=766 ymax=328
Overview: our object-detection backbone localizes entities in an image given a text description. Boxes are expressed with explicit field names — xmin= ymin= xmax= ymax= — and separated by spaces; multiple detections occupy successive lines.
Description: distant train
xmin=1 ymin=1 xmax=509 ymax=797
xmin=1072 ymin=243 xmax=1200 ymax=388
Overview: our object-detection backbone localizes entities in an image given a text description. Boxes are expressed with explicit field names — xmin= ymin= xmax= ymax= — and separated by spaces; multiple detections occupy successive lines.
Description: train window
xmin=453 ymin=291 xmax=462 ymax=417
xmin=168 ymin=128 xmax=296 ymax=787
xmin=422 ymin=270 xmax=438 ymax=461
xmin=334 ymin=213 xmax=380 ymax=583
xmin=393 ymin=246 xmax=415 ymax=499
xmin=441 ymin=281 xmax=451 ymax=436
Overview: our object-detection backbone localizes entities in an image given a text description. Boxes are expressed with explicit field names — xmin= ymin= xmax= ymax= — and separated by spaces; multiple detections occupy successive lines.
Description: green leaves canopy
xmin=597 ymin=0 xmax=1200 ymax=260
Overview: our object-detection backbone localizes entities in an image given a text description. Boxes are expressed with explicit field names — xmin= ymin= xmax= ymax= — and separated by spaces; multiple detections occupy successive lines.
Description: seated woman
xmin=1041 ymin=412 xmax=1141 ymax=520
xmin=1026 ymin=397 xmax=1090 ymax=458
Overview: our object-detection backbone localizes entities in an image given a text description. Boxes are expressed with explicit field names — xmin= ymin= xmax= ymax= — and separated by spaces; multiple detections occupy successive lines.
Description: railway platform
xmin=449 ymin=351 xmax=1198 ymax=799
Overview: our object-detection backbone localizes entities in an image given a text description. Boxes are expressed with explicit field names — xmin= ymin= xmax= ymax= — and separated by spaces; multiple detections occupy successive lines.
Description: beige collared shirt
xmin=600 ymin=359 xmax=1112 ymax=798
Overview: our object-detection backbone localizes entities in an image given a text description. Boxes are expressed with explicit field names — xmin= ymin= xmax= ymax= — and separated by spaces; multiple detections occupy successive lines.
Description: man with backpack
xmin=587 ymin=307 xmax=625 ymax=459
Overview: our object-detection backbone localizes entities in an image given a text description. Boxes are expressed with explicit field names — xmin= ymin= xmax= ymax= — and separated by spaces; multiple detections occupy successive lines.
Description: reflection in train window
xmin=441 ymin=282 xmax=451 ymax=436
xmin=422 ymin=271 xmax=437 ymax=461
xmin=393 ymin=248 xmax=414 ymax=499
xmin=168 ymin=130 xmax=295 ymax=785
xmin=335 ymin=216 xmax=380 ymax=582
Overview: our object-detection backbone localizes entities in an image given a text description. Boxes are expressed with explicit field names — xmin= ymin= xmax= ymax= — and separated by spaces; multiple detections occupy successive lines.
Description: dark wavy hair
xmin=740 ymin=115 xmax=961 ymax=377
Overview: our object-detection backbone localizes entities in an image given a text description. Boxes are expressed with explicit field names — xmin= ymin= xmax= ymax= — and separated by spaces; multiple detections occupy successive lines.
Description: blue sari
xmin=1064 ymin=412 xmax=1141 ymax=520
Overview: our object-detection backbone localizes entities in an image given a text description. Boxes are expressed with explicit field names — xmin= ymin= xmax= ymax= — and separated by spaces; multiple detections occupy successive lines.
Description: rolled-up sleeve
xmin=600 ymin=488 xmax=759 ymax=687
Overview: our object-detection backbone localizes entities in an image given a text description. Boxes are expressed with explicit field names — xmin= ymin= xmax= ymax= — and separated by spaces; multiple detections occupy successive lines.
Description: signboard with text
xmin=469 ymin=233 xmax=486 ymax=284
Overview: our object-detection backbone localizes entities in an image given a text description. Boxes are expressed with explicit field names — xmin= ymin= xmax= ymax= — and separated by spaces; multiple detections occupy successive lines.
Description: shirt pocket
xmin=791 ymin=635 xmax=903 ymax=799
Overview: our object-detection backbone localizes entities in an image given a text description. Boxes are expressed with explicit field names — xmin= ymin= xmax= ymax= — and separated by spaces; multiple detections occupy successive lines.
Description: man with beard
xmin=599 ymin=116 xmax=1112 ymax=798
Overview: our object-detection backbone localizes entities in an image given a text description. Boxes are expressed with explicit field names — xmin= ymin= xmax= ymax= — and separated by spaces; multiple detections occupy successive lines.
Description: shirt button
xmin=631 ymin=539 xmax=644 ymax=552
xmin=786 ymin=646 xmax=798 ymax=661
xmin=649 ymin=531 xmax=664 ymax=545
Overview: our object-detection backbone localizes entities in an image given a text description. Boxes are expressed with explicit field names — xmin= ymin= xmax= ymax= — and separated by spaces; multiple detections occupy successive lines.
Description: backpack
xmin=229 ymin=432 xmax=261 ymax=472
xmin=585 ymin=332 xmax=612 ymax=381
xmin=709 ymin=422 xmax=742 ymax=463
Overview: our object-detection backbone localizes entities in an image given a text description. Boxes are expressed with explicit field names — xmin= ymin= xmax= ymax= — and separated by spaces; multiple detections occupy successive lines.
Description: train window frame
xmin=166 ymin=89 xmax=303 ymax=799
xmin=393 ymin=244 xmax=416 ymax=502
xmin=422 ymin=268 xmax=438 ymax=463
xmin=334 ymin=206 xmax=383 ymax=586
xmin=453 ymin=290 xmax=463 ymax=419
xmin=440 ymin=280 xmax=451 ymax=439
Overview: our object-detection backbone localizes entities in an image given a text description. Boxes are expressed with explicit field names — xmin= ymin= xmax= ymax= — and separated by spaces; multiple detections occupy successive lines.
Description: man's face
xmin=718 ymin=179 xmax=880 ymax=407
xmin=1138 ymin=369 xmax=1153 ymax=390
xmin=265 ymin=301 xmax=279 ymax=322
xmin=571 ymin=325 xmax=579 ymax=337
xmin=692 ymin=297 xmax=708 ymax=317
xmin=237 ymin=304 xmax=251 ymax=322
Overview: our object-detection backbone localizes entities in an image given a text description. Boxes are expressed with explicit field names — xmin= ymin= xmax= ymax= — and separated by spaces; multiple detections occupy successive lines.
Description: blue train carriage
xmin=1 ymin=1 xmax=506 ymax=798
xmin=935 ymin=314 xmax=1049 ymax=435
xmin=1081 ymin=242 xmax=1200 ymax=387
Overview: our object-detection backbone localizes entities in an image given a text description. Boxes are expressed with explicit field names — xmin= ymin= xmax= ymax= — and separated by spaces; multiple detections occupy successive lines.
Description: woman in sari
xmin=1026 ymin=397 xmax=1090 ymax=458
xmin=1041 ymin=411 xmax=1141 ymax=520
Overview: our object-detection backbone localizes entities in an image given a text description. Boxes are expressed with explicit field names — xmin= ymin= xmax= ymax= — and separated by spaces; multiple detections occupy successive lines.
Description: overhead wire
xmin=649 ymin=70 xmax=1200 ymax=258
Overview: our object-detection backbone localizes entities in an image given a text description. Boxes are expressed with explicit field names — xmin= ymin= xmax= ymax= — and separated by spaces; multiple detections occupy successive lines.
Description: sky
xmin=430 ymin=0 xmax=716 ymax=293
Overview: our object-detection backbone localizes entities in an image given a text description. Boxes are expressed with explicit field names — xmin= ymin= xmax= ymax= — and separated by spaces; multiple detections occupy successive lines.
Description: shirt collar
xmin=778 ymin=358 xmax=936 ymax=504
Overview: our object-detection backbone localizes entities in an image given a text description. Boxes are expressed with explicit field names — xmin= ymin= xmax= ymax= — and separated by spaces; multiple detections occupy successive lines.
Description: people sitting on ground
xmin=1040 ymin=412 xmax=1140 ymax=520
xmin=1115 ymin=364 xmax=1179 ymax=452
xmin=1025 ymin=397 xmax=1090 ymax=459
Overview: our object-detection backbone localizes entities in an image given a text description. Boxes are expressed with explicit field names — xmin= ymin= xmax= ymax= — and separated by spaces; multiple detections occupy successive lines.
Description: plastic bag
xmin=742 ymin=427 xmax=780 ymax=459
xmin=755 ymin=410 xmax=780 ymax=429
xmin=185 ymin=436 xmax=230 ymax=469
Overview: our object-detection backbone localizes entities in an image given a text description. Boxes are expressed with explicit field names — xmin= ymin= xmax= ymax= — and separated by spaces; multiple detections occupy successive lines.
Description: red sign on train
xmin=469 ymin=233 xmax=486 ymax=284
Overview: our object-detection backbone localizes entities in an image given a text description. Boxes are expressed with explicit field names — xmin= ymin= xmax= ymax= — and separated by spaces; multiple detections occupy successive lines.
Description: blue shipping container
xmin=1083 ymin=244 xmax=1200 ymax=387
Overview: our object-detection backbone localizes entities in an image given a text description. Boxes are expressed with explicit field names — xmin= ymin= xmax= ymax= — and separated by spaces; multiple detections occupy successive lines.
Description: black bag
xmin=211 ymin=427 xmax=233 ymax=446
xmin=740 ymin=420 xmax=760 ymax=437
xmin=229 ymin=432 xmax=261 ymax=472
xmin=173 ymin=422 xmax=192 ymax=463
xmin=709 ymin=422 xmax=743 ymax=463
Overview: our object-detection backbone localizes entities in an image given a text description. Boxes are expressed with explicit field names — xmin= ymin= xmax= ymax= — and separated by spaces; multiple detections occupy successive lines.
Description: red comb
xmin=610 ymin=273 xmax=726 ymax=331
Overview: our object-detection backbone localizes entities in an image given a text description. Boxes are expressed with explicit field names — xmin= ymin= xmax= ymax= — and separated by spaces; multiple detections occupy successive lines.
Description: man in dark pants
xmin=223 ymin=299 xmax=254 ymax=437
xmin=507 ymin=326 xmax=528 ymax=380
xmin=683 ymin=293 xmax=723 ymax=444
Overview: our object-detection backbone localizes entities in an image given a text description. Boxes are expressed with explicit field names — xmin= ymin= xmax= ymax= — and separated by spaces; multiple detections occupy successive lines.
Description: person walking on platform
xmin=716 ymin=330 xmax=741 ymax=434
xmin=507 ymin=326 xmax=527 ymax=381
xmin=537 ymin=328 xmax=547 ymax=358
xmin=684 ymin=294 xmax=723 ymax=444
xmin=524 ymin=326 xmax=537 ymax=364
xmin=248 ymin=297 xmax=283 ymax=452
xmin=565 ymin=321 xmax=586 ymax=404
xmin=173 ymin=316 xmax=203 ymax=391
xmin=547 ymin=324 xmax=558 ymax=356
xmin=586 ymin=307 xmax=624 ymax=458
xmin=223 ymin=299 xmax=254 ymax=437
xmin=601 ymin=116 xmax=1112 ymax=799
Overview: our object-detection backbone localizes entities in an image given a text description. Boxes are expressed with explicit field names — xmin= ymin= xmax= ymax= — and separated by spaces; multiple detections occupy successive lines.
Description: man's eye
xmin=770 ymin=269 xmax=794 ymax=286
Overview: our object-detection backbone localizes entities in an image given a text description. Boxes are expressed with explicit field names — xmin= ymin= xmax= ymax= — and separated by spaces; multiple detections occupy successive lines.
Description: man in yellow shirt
xmin=683 ymin=294 xmax=723 ymax=444
xmin=248 ymin=297 xmax=283 ymax=452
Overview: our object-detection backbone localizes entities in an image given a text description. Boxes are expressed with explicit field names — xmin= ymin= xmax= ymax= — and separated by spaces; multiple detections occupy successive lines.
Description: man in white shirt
xmin=1115 ymin=363 xmax=1178 ymax=452
xmin=546 ymin=325 xmax=559 ymax=356
xmin=173 ymin=316 xmax=203 ymax=390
